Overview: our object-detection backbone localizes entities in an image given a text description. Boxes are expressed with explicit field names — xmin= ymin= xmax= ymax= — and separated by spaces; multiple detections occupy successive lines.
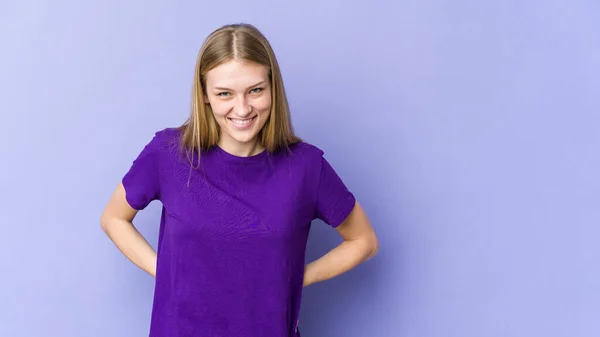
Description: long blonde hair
xmin=179 ymin=23 xmax=301 ymax=167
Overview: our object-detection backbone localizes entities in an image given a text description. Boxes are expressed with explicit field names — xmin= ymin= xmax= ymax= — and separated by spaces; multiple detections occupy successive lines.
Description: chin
xmin=229 ymin=134 xmax=258 ymax=144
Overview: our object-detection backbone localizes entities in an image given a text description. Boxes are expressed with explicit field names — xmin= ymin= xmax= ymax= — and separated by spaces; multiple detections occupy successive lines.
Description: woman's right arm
xmin=100 ymin=182 xmax=157 ymax=278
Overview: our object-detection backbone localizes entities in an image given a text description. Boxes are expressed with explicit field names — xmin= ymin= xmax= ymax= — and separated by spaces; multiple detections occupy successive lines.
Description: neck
xmin=217 ymin=138 xmax=265 ymax=157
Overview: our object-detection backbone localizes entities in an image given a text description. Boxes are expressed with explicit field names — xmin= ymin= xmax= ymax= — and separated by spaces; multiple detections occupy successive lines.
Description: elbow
xmin=366 ymin=233 xmax=379 ymax=260
xmin=100 ymin=212 xmax=117 ymax=233
xmin=100 ymin=215 xmax=111 ymax=232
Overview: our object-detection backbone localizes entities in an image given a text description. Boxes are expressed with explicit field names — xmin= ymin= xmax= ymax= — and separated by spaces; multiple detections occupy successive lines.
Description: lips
xmin=229 ymin=117 xmax=254 ymax=125
xmin=228 ymin=116 xmax=257 ymax=129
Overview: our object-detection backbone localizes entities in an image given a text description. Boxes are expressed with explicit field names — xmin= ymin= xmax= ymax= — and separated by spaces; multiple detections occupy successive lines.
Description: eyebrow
xmin=213 ymin=81 xmax=267 ymax=91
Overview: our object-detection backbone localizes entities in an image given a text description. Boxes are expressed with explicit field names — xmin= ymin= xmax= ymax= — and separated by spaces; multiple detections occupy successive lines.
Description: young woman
xmin=100 ymin=23 xmax=378 ymax=337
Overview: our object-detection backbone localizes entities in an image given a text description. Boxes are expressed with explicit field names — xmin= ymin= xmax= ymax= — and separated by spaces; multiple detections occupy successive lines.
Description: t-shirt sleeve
xmin=314 ymin=153 xmax=356 ymax=228
xmin=121 ymin=131 xmax=162 ymax=210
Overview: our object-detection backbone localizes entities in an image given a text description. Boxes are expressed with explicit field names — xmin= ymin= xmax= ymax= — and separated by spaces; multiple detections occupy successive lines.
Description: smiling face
xmin=203 ymin=59 xmax=272 ymax=156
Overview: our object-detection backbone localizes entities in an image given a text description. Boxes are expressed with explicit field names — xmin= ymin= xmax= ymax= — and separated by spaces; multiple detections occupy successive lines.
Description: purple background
xmin=1 ymin=1 xmax=599 ymax=336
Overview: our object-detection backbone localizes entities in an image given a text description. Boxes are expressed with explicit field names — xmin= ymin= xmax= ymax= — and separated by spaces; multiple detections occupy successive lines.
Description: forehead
xmin=205 ymin=59 xmax=269 ymax=88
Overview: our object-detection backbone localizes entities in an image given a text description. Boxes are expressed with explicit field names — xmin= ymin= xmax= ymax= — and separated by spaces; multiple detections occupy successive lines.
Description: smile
xmin=228 ymin=116 xmax=257 ymax=129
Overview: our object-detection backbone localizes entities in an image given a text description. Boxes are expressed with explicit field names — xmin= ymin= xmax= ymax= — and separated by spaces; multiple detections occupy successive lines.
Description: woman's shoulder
xmin=282 ymin=140 xmax=326 ymax=164
xmin=286 ymin=140 xmax=319 ymax=153
xmin=155 ymin=126 xmax=183 ymax=142
xmin=145 ymin=127 xmax=183 ymax=152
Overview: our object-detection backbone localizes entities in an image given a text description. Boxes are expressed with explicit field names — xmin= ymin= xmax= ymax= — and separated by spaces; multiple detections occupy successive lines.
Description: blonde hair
xmin=179 ymin=23 xmax=301 ymax=167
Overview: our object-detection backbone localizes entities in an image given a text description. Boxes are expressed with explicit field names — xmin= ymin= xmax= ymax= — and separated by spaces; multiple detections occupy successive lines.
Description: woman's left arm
xmin=303 ymin=200 xmax=379 ymax=287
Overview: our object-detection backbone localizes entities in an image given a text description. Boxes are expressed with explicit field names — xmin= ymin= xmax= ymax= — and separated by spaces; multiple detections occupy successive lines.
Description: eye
xmin=250 ymin=87 xmax=263 ymax=94
xmin=217 ymin=92 xmax=231 ymax=97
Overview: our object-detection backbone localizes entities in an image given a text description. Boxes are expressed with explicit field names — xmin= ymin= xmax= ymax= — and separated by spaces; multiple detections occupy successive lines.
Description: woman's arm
xmin=100 ymin=183 xmax=157 ymax=277
xmin=303 ymin=200 xmax=378 ymax=287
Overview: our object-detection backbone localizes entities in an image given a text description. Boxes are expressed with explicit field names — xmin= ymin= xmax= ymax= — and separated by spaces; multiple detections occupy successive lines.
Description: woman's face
xmin=203 ymin=59 xmax=271 ymax=154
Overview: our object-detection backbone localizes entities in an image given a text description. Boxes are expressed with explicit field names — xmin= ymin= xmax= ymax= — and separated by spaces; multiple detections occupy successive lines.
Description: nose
xmin=233 ymin=96 xmax=252 ymax=117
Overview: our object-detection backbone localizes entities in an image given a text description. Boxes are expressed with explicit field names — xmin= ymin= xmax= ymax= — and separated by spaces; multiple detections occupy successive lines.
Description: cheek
xmin=255 ymin=96 xmax=272 ymax=113
xmin=209 ymin=101 xmax=230 ymax=118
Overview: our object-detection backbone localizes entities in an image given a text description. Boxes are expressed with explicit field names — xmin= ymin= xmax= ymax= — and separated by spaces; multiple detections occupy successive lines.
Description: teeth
xmin=230 ymin=118 xmax=253 ymax=125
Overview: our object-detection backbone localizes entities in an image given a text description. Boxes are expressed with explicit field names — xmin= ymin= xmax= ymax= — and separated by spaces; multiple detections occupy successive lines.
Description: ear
xmin=203 ymin=94 xmax=210 ymax=104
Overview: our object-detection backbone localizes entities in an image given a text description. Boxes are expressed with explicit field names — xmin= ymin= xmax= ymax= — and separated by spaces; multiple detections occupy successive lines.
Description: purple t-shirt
xmin=122 ymin=128 xmax=356 ymax=337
